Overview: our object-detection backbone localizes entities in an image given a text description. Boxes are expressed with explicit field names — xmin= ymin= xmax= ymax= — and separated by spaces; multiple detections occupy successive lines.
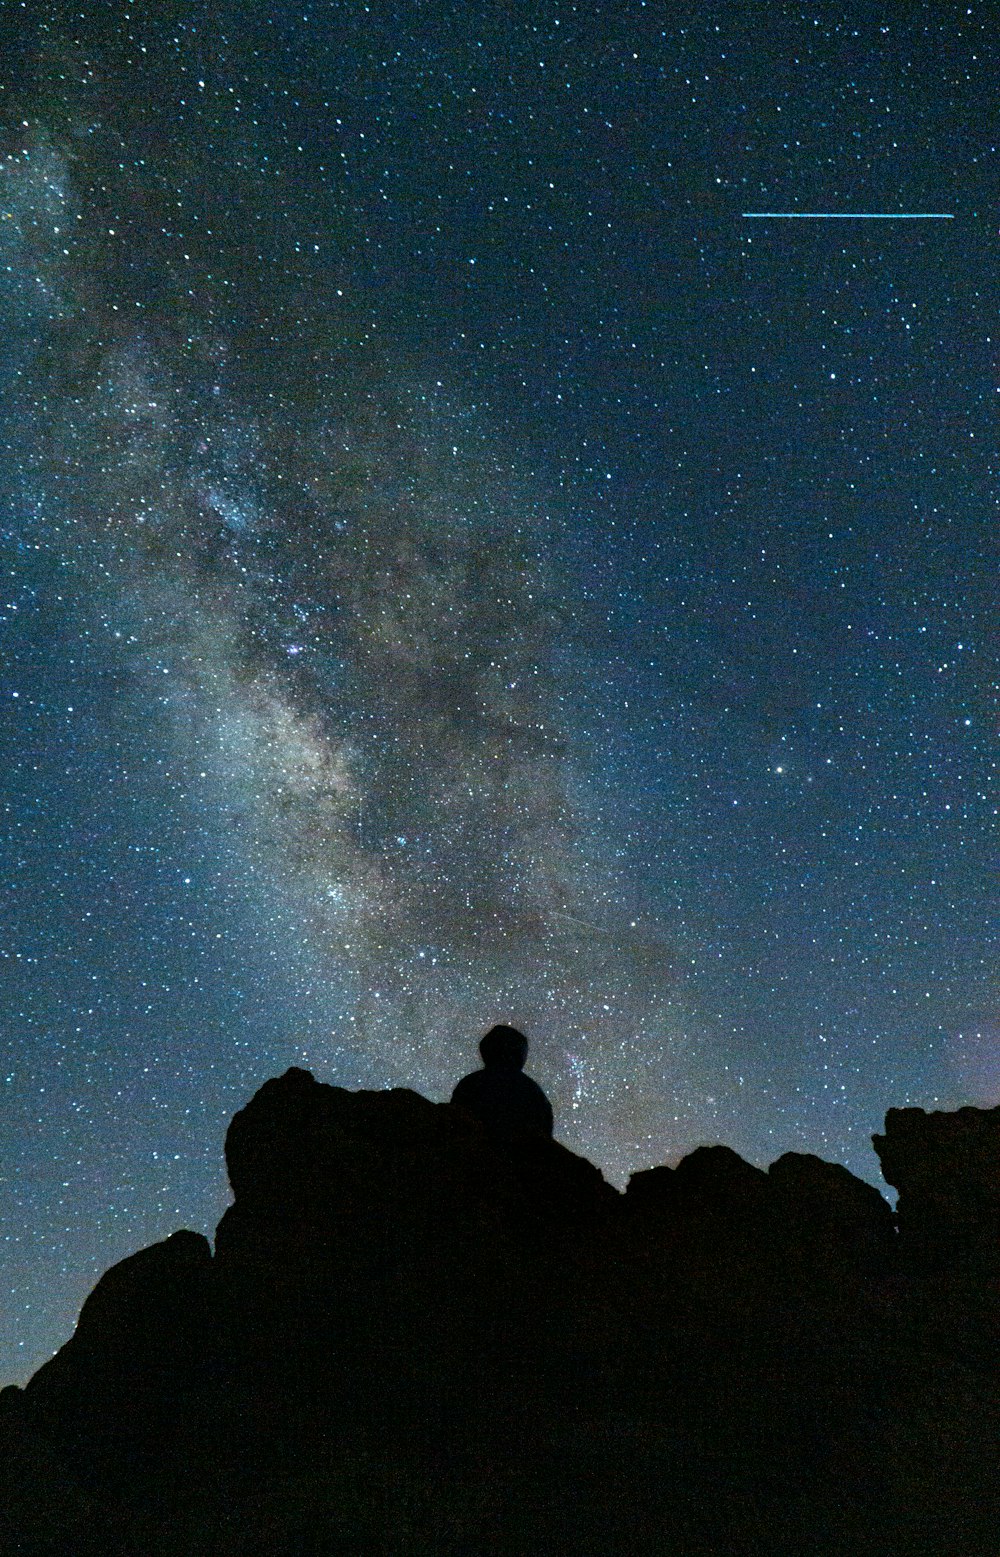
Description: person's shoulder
xmin=523 ymin=1074 xmax=554 ymax=1128
xmin=450 ymin=1070 xmax=486 ymax=1105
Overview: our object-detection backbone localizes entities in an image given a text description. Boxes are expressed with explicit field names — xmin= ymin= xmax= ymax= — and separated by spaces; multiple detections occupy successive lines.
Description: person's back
xmin=450 ymin=1025 xmax=553 ymax=1138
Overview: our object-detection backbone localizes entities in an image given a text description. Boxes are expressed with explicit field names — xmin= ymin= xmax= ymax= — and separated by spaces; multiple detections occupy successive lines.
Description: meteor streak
xmin=743 ymin=212 xmax=954 ymax=219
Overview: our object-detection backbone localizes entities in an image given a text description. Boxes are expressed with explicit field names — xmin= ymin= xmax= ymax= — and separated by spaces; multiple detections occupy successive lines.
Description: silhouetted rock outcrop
xmin=874 ymin=1102 xmax=1000 ymax=1266
xmin=624 ymin=1142 xmax=894 ymax=1291
xmin=4 ymin=1071 xmax=1000 ymax=1555
xmin=768 ymin=1150 xmax=896 ymax=1272
xmin=627 ymin=1142 xmax=770 ymax=1223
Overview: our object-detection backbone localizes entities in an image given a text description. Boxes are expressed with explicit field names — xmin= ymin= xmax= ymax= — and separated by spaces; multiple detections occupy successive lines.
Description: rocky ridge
xmin=3 ymin=1069 xmax=1000 ymax=1555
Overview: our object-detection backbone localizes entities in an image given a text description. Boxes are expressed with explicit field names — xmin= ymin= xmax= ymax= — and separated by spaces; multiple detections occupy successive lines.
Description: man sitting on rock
xmin=450 ymin=1024 xmax=554 ymax=1137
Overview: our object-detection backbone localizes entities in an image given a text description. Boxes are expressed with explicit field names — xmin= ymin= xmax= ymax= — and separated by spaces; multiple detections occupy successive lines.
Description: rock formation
xmin=874 ymin=1102 xmax=1000 ymax=1266
xmin=3 ymin=1074 xmax=1000 ymax=1555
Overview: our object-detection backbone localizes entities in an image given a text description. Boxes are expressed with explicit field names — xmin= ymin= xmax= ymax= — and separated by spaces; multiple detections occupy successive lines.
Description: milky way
xmin=2 ymin=107 xmax=704 ymax=1140
xmin=1 ymin=5 xmax=995 ymax=1382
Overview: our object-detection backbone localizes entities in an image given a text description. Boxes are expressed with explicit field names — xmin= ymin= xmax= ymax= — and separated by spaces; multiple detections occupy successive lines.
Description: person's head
xmin=479 ymin=1024 xmax=529 ymax=1070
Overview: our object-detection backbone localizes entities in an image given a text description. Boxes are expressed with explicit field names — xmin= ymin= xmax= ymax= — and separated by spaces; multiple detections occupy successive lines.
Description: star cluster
xmin=1 ymin=3 xmax=995 ymax=1383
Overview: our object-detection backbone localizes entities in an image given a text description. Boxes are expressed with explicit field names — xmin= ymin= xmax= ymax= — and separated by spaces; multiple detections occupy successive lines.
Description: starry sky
xmin=1 ymin=1 xmax=996 ymax=1384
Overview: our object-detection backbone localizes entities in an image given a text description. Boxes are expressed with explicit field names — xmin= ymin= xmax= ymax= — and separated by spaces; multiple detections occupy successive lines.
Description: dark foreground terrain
xmin=4 ymin=1069 xmax=1000 ymax=1555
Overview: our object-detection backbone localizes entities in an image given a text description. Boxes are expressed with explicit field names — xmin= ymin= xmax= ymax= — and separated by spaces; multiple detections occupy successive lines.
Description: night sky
xmin=1 ymin=2 xmax=996 ymax=1385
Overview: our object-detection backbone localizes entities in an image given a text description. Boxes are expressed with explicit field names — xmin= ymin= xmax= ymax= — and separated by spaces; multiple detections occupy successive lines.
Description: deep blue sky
xmin=1 ymin=1 xmax=995 ymax=1383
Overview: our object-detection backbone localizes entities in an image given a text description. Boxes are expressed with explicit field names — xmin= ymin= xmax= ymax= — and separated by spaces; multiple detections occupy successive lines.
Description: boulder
xmin=768 ymin=1152 xmax=895 ymax=1274
xmin=626 ymin=1143 xmax=769 ymax=1223
xmin=873 ymin=1103 xmax=1000 ymax=1264
xmin=20 ymin=1228 xmax=213 ymax=1462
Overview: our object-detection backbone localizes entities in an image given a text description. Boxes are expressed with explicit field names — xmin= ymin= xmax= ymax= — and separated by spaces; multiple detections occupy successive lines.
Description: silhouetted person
xmin=450 ymin=1025 xmax=554 ymax=1137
